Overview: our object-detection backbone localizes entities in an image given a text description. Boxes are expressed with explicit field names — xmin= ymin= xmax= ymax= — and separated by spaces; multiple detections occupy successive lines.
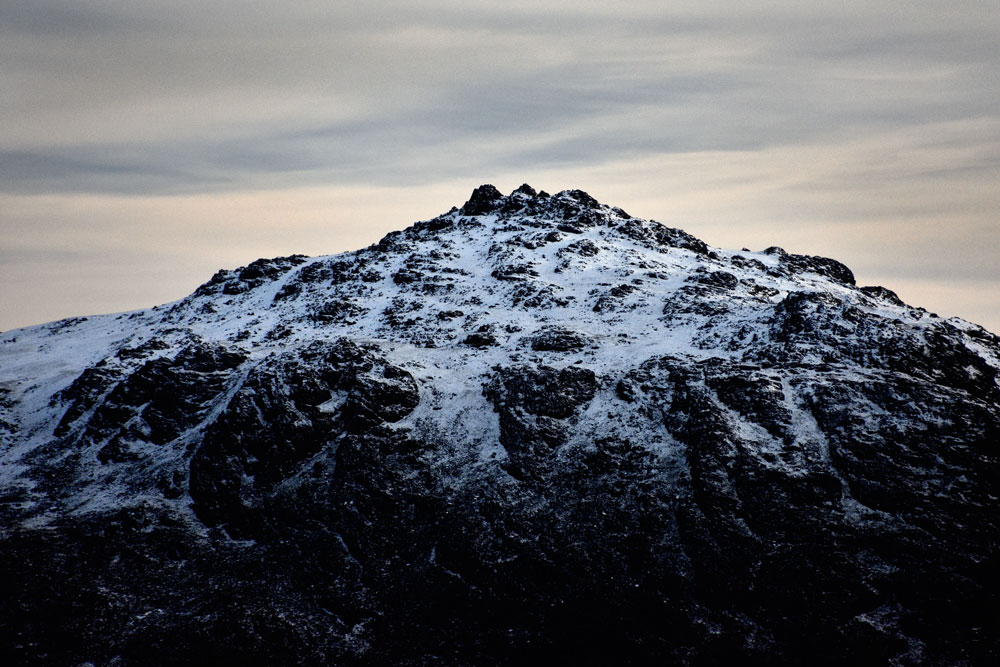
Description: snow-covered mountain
xmin=2 ymin=184 xmax=999 ymax=665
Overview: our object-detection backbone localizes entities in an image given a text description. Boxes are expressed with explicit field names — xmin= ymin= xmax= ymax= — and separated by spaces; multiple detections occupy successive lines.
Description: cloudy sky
xmin=2 ymin=0 xmax=999 ymax=333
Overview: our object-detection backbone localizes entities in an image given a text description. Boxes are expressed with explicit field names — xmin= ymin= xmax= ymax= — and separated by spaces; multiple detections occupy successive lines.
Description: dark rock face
xmin=2 ymin=184 xmax=999 ymax=665
xmin=619 ymin=217 xmax=711 ymax=256
xmin=194 ymin=255 xmax=308 ymax=297
xmin=860 ymin=284 xmax=906 ymax=306
xmin=462 ymin=328 xmax=499 ymax=347
xmin=189 ymin=339 xmax=419 ymax=536
xmin=485 ymin=364 xmax=598 ymax=480
xmin=527 ymin=326 xmax=592 ymax=352
xmin=461 ymin=184 xmax=505 ymax=215
xmin=784 ymin=252 xmax=856 ymax=285
xmin=614 ymin=354 xmax=1000 ymax=663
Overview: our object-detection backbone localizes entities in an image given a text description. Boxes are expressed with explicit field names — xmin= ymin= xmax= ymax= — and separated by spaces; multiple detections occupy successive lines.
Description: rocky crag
xmin=1 ymin=185 xmax=998 ymax=665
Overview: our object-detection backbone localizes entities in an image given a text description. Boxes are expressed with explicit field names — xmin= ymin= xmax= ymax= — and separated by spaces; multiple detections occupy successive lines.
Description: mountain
xmin=1 ymin=184 xmax=998 ymax=665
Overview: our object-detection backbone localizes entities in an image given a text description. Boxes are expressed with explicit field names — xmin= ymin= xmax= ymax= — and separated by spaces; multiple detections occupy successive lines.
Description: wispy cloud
xmin=1 ymin=1 xmax=998 ymax=331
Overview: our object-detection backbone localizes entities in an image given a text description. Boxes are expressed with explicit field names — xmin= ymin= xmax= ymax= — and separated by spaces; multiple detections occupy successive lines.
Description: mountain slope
xmin=2 ymin=184 xmax=999 ymax=665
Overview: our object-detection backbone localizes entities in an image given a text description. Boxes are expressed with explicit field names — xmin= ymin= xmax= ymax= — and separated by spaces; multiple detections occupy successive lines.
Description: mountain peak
xmin=512 ymin=182 xmax=537 ymax=197
xmin=460 ymin=183 xmax=505 ymax=215
xmin=459 ymin=183 xmax=606 ymax=218
xmin=1 ymin=185 xmax=998 ymax=665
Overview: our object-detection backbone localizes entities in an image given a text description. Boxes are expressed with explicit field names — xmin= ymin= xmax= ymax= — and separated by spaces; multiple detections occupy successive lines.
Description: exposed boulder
xmin=527 ymin=326 xmax=592 ymax=352
xmin=461 ymin=184 xmax=505 ymax=216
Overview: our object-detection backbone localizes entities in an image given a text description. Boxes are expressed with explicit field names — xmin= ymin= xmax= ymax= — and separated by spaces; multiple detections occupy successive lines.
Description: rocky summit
xmin=1 ymin=185 xmax=999 ymax=665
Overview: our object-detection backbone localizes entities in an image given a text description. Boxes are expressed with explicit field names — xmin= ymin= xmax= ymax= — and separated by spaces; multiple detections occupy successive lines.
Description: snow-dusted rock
xmin=1 ymin=185 xmax=998 ymax=665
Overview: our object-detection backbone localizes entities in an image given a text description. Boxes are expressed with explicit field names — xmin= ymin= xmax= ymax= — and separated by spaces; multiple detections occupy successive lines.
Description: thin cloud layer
xmin=1 ymin=1 xmax=998 ymax=331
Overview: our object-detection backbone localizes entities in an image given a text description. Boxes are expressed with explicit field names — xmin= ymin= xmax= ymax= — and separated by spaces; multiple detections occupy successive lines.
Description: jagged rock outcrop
xmin=1 ymin=185 xmax=998 ymax=665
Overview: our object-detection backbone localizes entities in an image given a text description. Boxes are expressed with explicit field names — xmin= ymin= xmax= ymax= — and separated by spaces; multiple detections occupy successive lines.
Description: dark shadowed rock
xmin=528 ymin=326 xmax=592 ymax=352
xmin=461 ymin=184 xmax=505 ymax=215
xmin=784 ymin=253 xmax=856 ymax=285
xmin=189 ymin=339 xmax=419 ymax=536
xmin=462 ymin=330 xmax=499 ymax=347
xmin=485 ymin=364 xmax=598 ymax=480
xmin=860 ymin=284 xmax=906 ymax=306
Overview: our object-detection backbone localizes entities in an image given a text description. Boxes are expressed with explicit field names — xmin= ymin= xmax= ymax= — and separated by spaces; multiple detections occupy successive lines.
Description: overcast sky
xmin=2 ymin=0 xmax=999 ymax=333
